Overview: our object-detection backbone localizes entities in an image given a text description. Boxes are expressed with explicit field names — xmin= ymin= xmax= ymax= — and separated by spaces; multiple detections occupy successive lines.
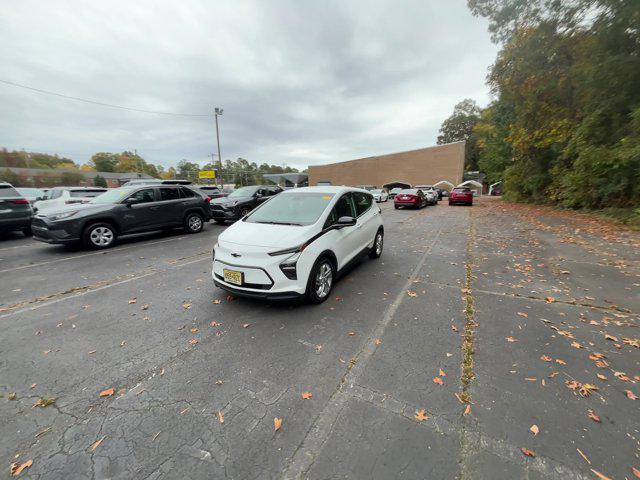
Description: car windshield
xmin=371 ymin=189 xmax=383 ymax=194
xmin=228 ymin=186 xmax=259 ymax=198
xmin=453 ymin=188 xmax=470 ymax=192
xmin=89 ymin=187 xmax=136 ymax=204
xmin=0 ymin=185 xmax=20 ymax=197
xmin=245 ymin=192 xmax=335 ymax=226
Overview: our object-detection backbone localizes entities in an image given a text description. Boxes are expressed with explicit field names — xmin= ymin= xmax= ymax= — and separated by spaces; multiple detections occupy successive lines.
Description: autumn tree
xmin=437 ymin=99 xmax=482 ymax=170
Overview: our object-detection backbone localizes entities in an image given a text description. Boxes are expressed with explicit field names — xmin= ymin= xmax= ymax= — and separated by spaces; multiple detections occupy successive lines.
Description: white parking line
xmin=0 ymin=235 xmax=190 ymax=274
xmin=0 ymin=256 xmax=210 ymax=319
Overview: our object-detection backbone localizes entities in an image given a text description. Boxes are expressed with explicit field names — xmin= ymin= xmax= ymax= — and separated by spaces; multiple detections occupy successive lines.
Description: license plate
xmin=223 ymin=268 xmax=243 ymax=286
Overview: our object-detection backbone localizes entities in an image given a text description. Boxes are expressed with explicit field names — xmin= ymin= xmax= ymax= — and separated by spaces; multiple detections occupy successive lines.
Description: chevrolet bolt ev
xmin=212 ymin=186 xmax=384 ymax=303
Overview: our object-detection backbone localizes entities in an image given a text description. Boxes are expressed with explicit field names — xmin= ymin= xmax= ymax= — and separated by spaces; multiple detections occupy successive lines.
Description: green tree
xmin=60 ymin=171 xmax=84 ymax=186
xmin=93 ymin=174 xmax=108 ymax=187
xmin=89 ymin=152 xmax=118 ymax=172
xmin=0 ymin=168 xmax=21 ymax=186
xmin=437 ymin=99 xmax=482 ymax=170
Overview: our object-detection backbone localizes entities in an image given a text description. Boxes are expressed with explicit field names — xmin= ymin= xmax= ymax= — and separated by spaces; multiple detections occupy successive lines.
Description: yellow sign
xmin=198 ymin=170 xmax=216 ymax=179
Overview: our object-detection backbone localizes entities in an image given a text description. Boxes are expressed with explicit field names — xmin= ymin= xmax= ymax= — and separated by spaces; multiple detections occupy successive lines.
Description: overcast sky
xmin=0 ymin=0 xmax=497 ymax=170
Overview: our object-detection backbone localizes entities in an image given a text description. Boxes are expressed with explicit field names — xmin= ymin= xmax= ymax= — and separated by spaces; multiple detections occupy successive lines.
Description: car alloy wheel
xmin=239 ymin=207 xmax=251 ymax=218
xmin=369 ymin=230 xmax=383 ymax=259
xmin=315 ymin=261 xmax=333 ymax=299
xmin=185 ymin=213 xmax=204 ymax=233
xmin=89 ymin=226 xmax=114 ymax=247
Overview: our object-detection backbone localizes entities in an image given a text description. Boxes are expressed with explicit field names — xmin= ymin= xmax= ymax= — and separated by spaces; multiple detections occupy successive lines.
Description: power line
xmin=0 ymin=78 xmax=211 ymax=117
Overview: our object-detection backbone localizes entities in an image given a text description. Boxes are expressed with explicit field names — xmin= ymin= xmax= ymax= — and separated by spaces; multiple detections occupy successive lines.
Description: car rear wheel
xmin=306 ymin=257 xmax=335 ymax=304
xmin=239 ymin=207 xmax=251 ymax=218
xmin=394 ymin=205 xmax=399 ymax=209
xmin=184 ymin=212 xmax=204 ymax=233
xmin=369 ymin=230 xmax=383 ymax=259
xmin=83 ymin=223 xmax=116 ymax=249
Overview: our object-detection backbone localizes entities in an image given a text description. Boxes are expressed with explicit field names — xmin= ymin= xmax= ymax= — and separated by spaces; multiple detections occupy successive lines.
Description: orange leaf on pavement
xmin=274 ymin=417 xmax=282 ymax=432
xmin=530 ymin=425 xmax=539 ymax=436
xmin=89 ymin=436 xmax=105 ymax=452
xmin=99 ymin=388 xmax=114 ymax=397
xmin=590 ymin=469 xmax=612 ymax=480
xmin=433 ymin=377 xmax=444 ymax=385
xmin=415 ymin=409 xmax=429 ymax=421
xmin=301 ymin=391 xmax=313 ymax=400
xmin=10 ymin=459 xmax=33 ymax=476
xmin=625 ymin=390 xmax=638 ymax=400
xmin=520 ymin=447 xmax=536 ymax=457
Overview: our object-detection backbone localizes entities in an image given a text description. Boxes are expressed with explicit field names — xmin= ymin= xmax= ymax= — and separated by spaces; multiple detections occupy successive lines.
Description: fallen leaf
xmin=433 ymin=377 xmax=444 ymax=385
xmin=301 ymin=391 xmax=313 ymax=400
xmin=274 ymin=417 xmax=282 ymax=432
xmin=520 ymin=447 xmax=536 ymax=457
xmin=505 ymin=336 xmax=518 ymax=342
xmin=406 ymin=290 xmax=417 ymax=297
xmin=190 ymin=327 xmax=199 ymax=333
xmin=540 ymin=355 xmax=552 ymax=362
xmin=218 ymin=411 xmax=224 ymax=424
xmin=439 ymin=369 xmax=446 ymax=377
xmin=517 ymin=311 xmax=528 ymax=317
xmin=182 ymin=303 xmax=192 ymax=309
xmin=89 ymin=436 xmax=105 ymax=452
xmin=571 ymin=341 xmax=583 ymax=349
xmin=632 ymin=467 xmax=640 ymax=478
xmin=189 ymin=339 xmax=198 ymax=346
xmin=590 ymin=469 xmax=612 ymax=480
xmin=604 ymin=334 xmax=618 ymax=342
xmin=545 ymin=297 xmax=556 ymax=303
xmin=374 ymin=339 xmax=382 ymax=346
xmin=579 ymin=384 xmax=598 ymax=397
xmin=141 ymin=304 xmax=149 ymax=310
xmin=414 ymin=409 xmax=429 ymax=421
xmin=624 ymin=390 xmax=638 ymax=400
xmin=530 ymin=425 xmax=539 ymax=436
xmin=242 ymin=323 xmax=251 ymax=328
xmin=348 ymin=331 xmax=356 ymax=336
xmin=587 ymin=410 xmax=601 ymax=423
xmin=210 ymin=321 xmax=222 ymax=327
xmin=215 ymin=380 xmax=223 ymax=385
xmin=212 ymin=299 xmax=222 ymax=305
xmin=464 ymin=404 xmax=471 ymax=415
xmin=576 ymin=448 xmax=591 ymax=465
xmin=128 ymin=298 xmax=137 ymax=304
xmin=10 ymin=459 xmax=32 ymax=476
xmin=99 ymin=388 xmax=115 ymax=397
xmin=596 ymin=374 xmax=607 ymax=381
xmin=451 ymin=325 xmax=459 ymax=332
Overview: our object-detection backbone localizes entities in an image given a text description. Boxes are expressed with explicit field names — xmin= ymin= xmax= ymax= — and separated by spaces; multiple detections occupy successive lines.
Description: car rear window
xmin=399 ymin=189 xmax=418 ymax=194
xmin=180 ymin=187 xmax=197 ymax=198
xmin=70 ymin=190 xmax=106 ymax=197
xmin=0 ymin=185 xmax=20 ymax=197
xmin=453 ymin=188 xmax=470 ymax=192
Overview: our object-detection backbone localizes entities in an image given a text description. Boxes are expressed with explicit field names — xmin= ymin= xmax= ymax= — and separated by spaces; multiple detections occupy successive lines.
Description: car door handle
xmin=356 ymin=224 xmax=363 ymax=229
xmin=150 ymin=206 xmax=160 ymax=210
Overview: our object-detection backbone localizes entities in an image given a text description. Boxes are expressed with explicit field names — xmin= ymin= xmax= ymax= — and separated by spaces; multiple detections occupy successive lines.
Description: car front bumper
xmin=31 ymin=217 xmax=81 ymax=244
xmin=213 ymin=279 xmax=303 ymax=300
xmin=210 ymin=205 xmax=239 ymax=221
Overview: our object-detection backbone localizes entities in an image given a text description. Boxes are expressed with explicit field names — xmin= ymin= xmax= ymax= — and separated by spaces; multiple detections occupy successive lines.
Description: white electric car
xmin=371 ymin=189 xmax=389 ymax=202
xmin=212 ymin=186 xmax=384 ymax=303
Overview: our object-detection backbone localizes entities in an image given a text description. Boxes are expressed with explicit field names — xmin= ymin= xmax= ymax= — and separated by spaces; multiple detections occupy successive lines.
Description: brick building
xmin=308 ymin=142 xmax=465 ymax=189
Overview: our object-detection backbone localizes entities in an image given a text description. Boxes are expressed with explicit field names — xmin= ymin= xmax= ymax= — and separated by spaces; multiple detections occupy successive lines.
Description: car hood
xmin=38 ymin=203 xmax=114 ymax=217
xmin=212 ymin=196 xmax=251 ymax=205
xmin=219 ymin=220 xmax=316 ymax=248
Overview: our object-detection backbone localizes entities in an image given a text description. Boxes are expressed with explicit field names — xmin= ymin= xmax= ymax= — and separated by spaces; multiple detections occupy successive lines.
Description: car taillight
xmin=10 ymin=199 xmax=29 ymax=205
xmin=205 ymin=196 xmax=212 ymax=203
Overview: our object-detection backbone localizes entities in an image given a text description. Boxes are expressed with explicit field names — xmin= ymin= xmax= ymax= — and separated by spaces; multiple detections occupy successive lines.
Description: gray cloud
xmin=0 ymin=0 xmax=497 ymax=170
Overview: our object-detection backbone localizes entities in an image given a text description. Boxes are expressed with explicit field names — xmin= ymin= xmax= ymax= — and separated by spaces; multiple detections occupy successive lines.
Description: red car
xmin=449 ymin=187 xmax=473 ymax=206
xmin=394 ymin=189 xmax=428 ymax=209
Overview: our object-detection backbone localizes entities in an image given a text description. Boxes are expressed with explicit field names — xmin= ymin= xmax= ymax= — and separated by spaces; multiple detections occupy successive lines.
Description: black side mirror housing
xmin=336 ymin=216 xmax=356 ymax=228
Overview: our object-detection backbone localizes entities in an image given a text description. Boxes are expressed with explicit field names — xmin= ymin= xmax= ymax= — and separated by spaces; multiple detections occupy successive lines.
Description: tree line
xmin=0 ymin=148 xmax=300 ymax=187
xmin=438 ymin=0 xmax=639 ymax=210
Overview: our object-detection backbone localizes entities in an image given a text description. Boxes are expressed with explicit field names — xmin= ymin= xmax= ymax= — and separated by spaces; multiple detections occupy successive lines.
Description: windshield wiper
xmin=253 ymin=221 xmax=303 ymax=226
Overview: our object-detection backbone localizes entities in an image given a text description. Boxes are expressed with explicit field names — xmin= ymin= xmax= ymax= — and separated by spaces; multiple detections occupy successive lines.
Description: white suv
xmin=34 ymin=187 xmax=108 ymax=212
xmin=414 ymin=185 xmax=438 ymax=205
xmin=212 ymin=186 xmax=384 ymax=303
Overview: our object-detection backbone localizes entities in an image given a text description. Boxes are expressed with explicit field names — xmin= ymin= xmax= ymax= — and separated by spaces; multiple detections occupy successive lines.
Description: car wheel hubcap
xmin=189 ymin=216 xmax=202 ymax=231
xmin=375 ymin=233 xmax=383 ymax=255
xmin=90 ymin=227 xmax=113 ymax=246
xmin=315 ymin=263 xmax=332 ymax=298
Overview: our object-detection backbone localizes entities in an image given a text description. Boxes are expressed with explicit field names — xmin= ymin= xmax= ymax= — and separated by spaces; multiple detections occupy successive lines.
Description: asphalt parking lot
xmin=1 ymin=198 xmax=639 ymax=479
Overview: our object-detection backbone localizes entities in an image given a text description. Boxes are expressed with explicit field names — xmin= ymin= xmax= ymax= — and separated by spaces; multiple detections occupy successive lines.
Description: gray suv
xmin=31 ymin=185 xmax=211 ymax=249
xmin=0 ymin=182 xmax=33 ymax=236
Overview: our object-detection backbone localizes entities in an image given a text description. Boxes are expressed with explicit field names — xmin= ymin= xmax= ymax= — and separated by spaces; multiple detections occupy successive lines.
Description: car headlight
xmin=50 ymin=211 xmax=79 ymax=221
xmin=279 ymin=251 xmax=301 ymax=280
xmin=212 ymin=243 xmax=218 ymax=261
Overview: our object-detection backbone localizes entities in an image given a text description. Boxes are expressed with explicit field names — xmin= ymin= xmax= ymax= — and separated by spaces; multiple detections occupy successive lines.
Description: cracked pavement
xmin=1 ymin=198 xmax=638 ymax=479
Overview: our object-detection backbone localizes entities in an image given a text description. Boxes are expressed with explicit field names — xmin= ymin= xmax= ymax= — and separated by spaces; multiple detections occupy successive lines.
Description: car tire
xmin=184 ymin=212 xmax=204 ymax=233
xmin=214 ymin=219 xmax=226 ymax=225
xmin=22 ymin=227 xmax=33 ymax=237
xmin=239 ymin=207 xmax=251 ymax=218
xmin=394 ymin=205 xmax=399 ymax=209
xmin=83 ymin=222 xmax=116 ymax=249
xmin=305 ymin=256 xmax=335 ymax=304
xmin=369 ymin=229 xmax=383 ymax=259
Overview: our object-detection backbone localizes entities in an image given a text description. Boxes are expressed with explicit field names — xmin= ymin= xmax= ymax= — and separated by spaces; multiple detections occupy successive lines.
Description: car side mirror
xmin=255 ymin=192 xmax=263 ymax=198
xmin=123 ymin=198 xmax=135 ymax=207
xmin=336 ymin=216 xmax=356 ymax=228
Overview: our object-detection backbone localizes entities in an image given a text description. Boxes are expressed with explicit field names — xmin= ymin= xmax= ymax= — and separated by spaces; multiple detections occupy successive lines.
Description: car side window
xmin=179 ymin=187 xmax=196 ymax=198
xmin=126 ymin=188 xmax=155 ymax=204
xmin=324 ymin=194 xmax=355 ymax=228
xmin=160 ymin=187 xmax=180 ymax=201
xmin=352 ymin=192 xmax=373 ymax=217
xmin=49 ymin=189 xmax=62 ymax=200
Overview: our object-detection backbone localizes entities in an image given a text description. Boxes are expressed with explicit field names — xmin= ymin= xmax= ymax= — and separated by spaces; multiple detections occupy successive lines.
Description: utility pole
xmin=214 ymin=107 xmax=223 ymax=188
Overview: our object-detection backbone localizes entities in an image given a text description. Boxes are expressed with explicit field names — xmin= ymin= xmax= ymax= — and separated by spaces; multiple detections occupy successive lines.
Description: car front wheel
xmin=369 ymin=230 xmax=383 ymax=259
xmin=184 ymin=212 xmax=204 ymax=233
xmin=83 ymin=223 xmax=116 ymax=249
xmin=306 ymin=257 xmax=335 ymax=304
